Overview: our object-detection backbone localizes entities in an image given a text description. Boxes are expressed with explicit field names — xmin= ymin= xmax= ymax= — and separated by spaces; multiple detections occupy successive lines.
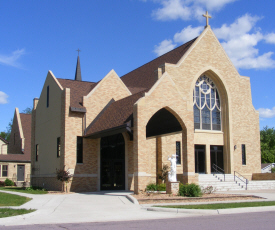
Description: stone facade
xmin=31 ymin=26 xmax=261 ymax=193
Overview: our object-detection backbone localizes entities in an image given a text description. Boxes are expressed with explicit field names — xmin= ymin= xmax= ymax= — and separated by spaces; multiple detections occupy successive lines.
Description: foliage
xmin=201 ymin=185 xmax=215 ymax=194
xmin=158 ymin=164 xmax=170 ymax=183
xmin=271 ymin=167 xmax=275 ymax=173
xmin=0 ymin=181 xmax=5 ymax=187
xmin=56 ymin=167 xmax=72 ymax=182
xmin=0 ymin=192 xmax=31 ymax=206
xmin=146 ymin=183 xmax=166 ymax=191
xmin=4 ymin=178 xmax=14 ymax=186
xmin=178 ymin=183 xmax=202 ymax=197
xmin=25 ymin=186 xmax=46 ymax=191
xmin=0 ymin=208 xmax=35 ymax=218
xmin=261 ymin=126 xmax=275 ymax=163
xmin=22 ymin=107 xmax=32 ymax=114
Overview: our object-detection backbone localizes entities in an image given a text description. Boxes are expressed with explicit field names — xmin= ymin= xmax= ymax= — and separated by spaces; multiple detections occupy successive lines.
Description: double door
xmin=210 ymin=146 xmax=224 ymax=173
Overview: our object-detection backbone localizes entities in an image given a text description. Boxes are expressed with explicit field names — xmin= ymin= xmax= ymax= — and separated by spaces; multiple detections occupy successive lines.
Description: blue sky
xmin=0 ymin=0 xmax=275 ymax=132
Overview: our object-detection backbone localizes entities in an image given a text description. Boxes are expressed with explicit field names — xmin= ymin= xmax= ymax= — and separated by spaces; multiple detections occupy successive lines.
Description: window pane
xmin=212 ymin=108 xmax=221 ymax=130
xmin=176 ymin=142 xmax=181 ymax=164
xmin=77 ymin=137 xmax=83 ymax=163
xmin=202 ymin=107 xmax=211 ymax=130
xmin=242 ymin=144 xmax=246 ymax=165
xmin=194 ymin=105 xmax=200 ymax=129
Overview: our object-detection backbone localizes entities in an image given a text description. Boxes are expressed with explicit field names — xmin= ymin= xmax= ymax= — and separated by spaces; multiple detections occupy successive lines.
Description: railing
xmin=234 ymin=171 xmax=249 ymax=190
xmin=213 ymin=164 xmax=225 ymax=181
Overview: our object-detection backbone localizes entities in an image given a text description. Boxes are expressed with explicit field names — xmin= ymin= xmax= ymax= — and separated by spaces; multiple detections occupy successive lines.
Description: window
xmin=242 ymin=144 xmax=246 ymax=165
xmin=77 ymin=137 xmax=83 ymax=163
xmin=14 ymin=133 xmax=15 ymax=145
xmin=47 ymin=86 xmax=49 ymax=107
xmin=2 ymin=165 xmax=8 ymax=177
xmin=36 ymin=144 xmax=39 ymax=161
xmin=193 ymin=75 xmax=221 ymax=131
xmin=57 ymin=137 xmax=61 ymax=158
xmin=176 ymin=141 xmax=181 ymax=164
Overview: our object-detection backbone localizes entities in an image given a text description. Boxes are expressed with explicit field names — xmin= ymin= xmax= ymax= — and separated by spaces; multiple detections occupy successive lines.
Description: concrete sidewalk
xmin=0 ymin=189 xmax=275 ymax=226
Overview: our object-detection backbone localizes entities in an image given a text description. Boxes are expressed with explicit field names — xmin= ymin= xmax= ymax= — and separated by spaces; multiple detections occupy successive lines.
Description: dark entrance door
xmin=210 ymin=146 xmax=224 ymax=173
xmin=195 ymin=145 xmax=205 ymax=173
xmin=17 ymin=165 xmax=25 ymax=181
xmin=100 ymin=133 xmax=125 ymax=190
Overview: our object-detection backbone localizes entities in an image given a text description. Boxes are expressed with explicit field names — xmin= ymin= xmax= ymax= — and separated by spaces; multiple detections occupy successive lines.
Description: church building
xmin=31 ymin=17 xmax=261 ymax=193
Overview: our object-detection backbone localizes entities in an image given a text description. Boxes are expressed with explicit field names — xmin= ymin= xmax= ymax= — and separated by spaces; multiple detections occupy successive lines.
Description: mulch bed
xmin=132 ymin=193 xmax=262 ymax=204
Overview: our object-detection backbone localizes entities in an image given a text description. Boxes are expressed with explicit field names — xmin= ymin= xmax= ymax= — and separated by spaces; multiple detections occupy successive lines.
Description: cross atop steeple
xmin=76 ymin=48 xmax=81 ymax=56
xmin=203 ymin=11 xmax=212 ymax=27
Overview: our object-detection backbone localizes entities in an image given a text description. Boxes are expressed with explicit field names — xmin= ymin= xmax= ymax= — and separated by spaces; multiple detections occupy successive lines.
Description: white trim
xmin=85 ymin=69 xmax=131 ymax=99
xmin=134 ymin=172 xmax=152 ymax=177
xmin=195 ymin=130 xmax=223 ymax=134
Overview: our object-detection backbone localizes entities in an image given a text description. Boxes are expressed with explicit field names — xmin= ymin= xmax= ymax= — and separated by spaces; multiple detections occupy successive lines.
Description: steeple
xmin=75 ymin=49 xmax=82 ymax=81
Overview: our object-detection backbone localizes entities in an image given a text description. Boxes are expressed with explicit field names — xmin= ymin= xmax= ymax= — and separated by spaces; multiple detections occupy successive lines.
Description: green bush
xmin=146 ymin=183 xmax=166 ymax=191
xmin=25 ymin=186 xmax=46 ymax=191
xmin=4 ymin=179 xmax=14 ymax=186
xmin=179 ymin=183 xmax=202 ymax=197
xmin=271 ymin=167 xmax=275 ymax=173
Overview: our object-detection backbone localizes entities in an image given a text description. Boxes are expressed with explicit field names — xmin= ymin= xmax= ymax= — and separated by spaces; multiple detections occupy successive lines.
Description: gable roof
xmin=0 ymin=136 xmax=8 ymax=144
xmin=86 ymin=90 xmax=146 ymax=136
xmin=121 ymin=37 xmax=197 ymax=93
xmin=0 ymin=113 xmax=31 ymax=163
xmin=57 ymin=78 xmax=98 ymax=108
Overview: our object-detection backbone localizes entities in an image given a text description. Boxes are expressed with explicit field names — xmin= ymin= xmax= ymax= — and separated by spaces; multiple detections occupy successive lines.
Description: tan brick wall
xmin=252 ymin=173 xmax=275 ymax=180
xmin=0 ymin=163 xmax=31 ymax=182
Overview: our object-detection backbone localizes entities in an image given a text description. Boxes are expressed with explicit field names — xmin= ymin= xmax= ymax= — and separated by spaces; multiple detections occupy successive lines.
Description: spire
xmin=75 ymin=49 xmax=82 ymax=81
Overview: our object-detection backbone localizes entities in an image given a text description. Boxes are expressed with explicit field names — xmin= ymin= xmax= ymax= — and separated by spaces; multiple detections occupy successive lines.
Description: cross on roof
xmin=203 ymin=11 xmax=212 ymax=27
xmin=76 ymin=48 xmax=81 ymax=56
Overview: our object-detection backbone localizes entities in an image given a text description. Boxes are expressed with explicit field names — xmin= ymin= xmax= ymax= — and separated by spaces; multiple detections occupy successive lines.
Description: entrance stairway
xmin=198 ymin=174 xmax=275 ymax=191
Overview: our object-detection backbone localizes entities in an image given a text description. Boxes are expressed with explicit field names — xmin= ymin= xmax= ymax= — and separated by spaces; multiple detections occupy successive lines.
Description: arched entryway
xmin=100 ymin=133 xmax=125 ymax=190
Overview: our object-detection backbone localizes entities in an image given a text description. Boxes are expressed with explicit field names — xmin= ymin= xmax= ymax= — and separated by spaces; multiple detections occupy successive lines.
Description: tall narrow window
xmin=57 ymin=137 xmax=61 ymax=158
xmin=14 ymin=133 xmax=15 ymax=145
xmin=47 ymin=86 xmax=49 ymax=107
xmin=77 ymin=137 xmax=83 ymax=163
xmin=36 ymin=144 xmax=39 ymax=161
xmin=2 ymin=165 xmax=8 ymax=177
xmin=176 ymin=141 xmax=181 ymax=164
xmin=242 ymin=144 xmax=246 ymax=165
xmin=193 ymin=75 xmax=221 ymax=131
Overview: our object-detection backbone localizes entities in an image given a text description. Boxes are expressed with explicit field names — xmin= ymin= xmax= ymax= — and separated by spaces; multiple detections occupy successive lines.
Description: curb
xmin=126 ymin=195 xmax=139 ymax=205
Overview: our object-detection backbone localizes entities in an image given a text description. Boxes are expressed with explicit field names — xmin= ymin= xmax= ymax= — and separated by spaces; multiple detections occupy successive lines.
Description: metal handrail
xmin=234 ymin=171 xmax=249 ymax=190
xmin=213 ymin=164 xmax=225 ymax=181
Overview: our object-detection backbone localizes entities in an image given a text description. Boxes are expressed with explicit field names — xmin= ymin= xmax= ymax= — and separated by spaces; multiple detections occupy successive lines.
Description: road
xmin=1 ymin=211 xmax=274 ymax=230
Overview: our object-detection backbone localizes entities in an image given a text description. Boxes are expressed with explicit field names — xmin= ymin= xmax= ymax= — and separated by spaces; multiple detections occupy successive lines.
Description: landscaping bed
xmin=132 ymin=193 xmax=261 ymax=204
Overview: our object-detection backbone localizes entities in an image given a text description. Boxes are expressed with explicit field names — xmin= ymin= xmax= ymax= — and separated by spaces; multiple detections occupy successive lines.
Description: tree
xmin=22 ymin=107 xmax=32 ymax=114
xmin=261 ymin=126 xmax=275 ymax=163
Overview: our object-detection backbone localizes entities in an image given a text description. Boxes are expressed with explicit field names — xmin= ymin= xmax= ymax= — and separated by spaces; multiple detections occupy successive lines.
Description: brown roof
xmin=0 ymin=136 xmax=8 ymax=144
xmin=86 ymin=91 xmax=146 ymax=135
xmin=57 ymin=79 xmax=98 ymax=108
xmin=0 ymin=113 xmax=31 ymax=163
xmin=121 ymin=38 xmax=197 ymax=93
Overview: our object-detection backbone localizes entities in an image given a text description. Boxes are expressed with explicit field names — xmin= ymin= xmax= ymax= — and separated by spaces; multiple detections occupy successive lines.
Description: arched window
xmin=193 ymin=75 xmax=221 ymax=131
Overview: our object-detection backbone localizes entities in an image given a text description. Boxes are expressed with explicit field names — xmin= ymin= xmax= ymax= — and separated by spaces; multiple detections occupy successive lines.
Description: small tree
xmin=56 ymin=166 xmax=72 ymax=193
xmin=158 ymin=164 xmax=170 ymax=183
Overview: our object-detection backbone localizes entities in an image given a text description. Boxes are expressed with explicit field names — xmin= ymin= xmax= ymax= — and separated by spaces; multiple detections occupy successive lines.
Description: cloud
xmin=154 ymin=39 xmax=177 ymax=56
xmin=151 ymin=0 xmax=237 ymax=21
xmin=258 ymin=107 xmax=275 ymax=118
xmin=213 ymin=14 xmax=275 ymax=69
xmin=265 ymin=33 xmax=275 ymax=44
xmin=0 ymin=49 xmax=25 ymax=68
xmin=0 ymin=91 xmax=8 ymax=104
xmin=174 ymin=25 xmax=204 ymax=43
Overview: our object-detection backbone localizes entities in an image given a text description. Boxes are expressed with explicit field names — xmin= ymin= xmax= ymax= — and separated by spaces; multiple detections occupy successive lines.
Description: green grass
xmin=0 ymin=187 xmax=48 ymax=194
xmin=0 ymin=192 xmax=32 ymax=206
xmin=0 ymin=208 xmax=35 ymax=218
xmin=156 ymin=201 xmax=275 ymax=209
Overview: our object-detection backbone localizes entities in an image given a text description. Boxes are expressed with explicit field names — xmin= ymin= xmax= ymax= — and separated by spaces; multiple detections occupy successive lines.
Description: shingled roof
xmin=0 ymin=113 xmax=31 ymax=162
xmin=0 ymin=136 xmax=8 ymax=144
xmin=57 ymin=79 xmax=98 ymax=108
xmin=121 ymin=37 xmax=197 ymax=93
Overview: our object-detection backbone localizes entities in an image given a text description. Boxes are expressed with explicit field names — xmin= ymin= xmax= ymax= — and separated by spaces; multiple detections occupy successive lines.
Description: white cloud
xmin=0 ymin=91 xmax=8 ymax=104
xmin=174 ymin=25 xmax=204 ymax=43
xmin=151 ymin=0 xmax=237 ymax=21
xmin=154 ymin=39 xmax=176 ymax=56
xmin=0 ymin=49 xmax=25 ymax=68
xmin=265 ymin=33 xmax=275 ymax=44
xmin=258 ymin=107 xmax=275 ymax=118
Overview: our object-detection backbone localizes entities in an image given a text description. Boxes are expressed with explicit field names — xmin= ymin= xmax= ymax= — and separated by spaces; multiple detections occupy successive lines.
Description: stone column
xmin=205 ymin=144 xmax=211 ymax=174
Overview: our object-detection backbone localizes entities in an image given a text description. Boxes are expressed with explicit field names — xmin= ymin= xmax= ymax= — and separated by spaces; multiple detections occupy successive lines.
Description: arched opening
xmin=100 ymin=133 xmax=125 ymax=190
xmin=146 ymin=108 xmax=182 ymax=138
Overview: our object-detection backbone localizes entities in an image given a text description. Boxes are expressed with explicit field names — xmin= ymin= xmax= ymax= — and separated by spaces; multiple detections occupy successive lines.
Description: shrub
xmin=4 ymin=178 xmax=14 ymax=186
xmin=179 ymin=183 xmax=202 ymax=197
xmin=201 ymin=185 xmax=215 ymax=194
xmin=0 ymin=181 xmax=5 ymax=187
xmin=146 ymin=183 xmax=166 ymax=191
xmin=158 ymin=164 xmax=170 ymax=183
xmin=25 ymin=186 xmax=46 ymax=191
xmin=157 ymin=183 xmax=166 ymax=191
xmin=271 ymin=167 xmax=275 ymax=173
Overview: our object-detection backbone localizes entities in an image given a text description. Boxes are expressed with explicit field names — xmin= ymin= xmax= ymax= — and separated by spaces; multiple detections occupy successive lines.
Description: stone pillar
xmin=156 ymin=137 xmax=162 ymax=184
xmin=166 ymin=181 xmax=179 ymax=195
xmin=205 ymin=144 xmax=211 ymax=174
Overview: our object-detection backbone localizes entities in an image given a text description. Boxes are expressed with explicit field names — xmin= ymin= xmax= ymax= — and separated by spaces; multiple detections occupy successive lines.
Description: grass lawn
xmin=0 ymin=208 xmax=35 ymax=218
xmin=156 ymin=201 xmax=275 ymax=209
xmin=0 ymin=187 xmax=48 ymax=194
xmin=0 ymin=192 xmax=32 ymax=206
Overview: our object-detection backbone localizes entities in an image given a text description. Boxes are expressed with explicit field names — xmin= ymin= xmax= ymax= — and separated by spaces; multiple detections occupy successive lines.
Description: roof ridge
xmin=121 ymin=37 xmax=197 ymax=78
xmin=57 ymin=78 xmax=96 ymax=84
